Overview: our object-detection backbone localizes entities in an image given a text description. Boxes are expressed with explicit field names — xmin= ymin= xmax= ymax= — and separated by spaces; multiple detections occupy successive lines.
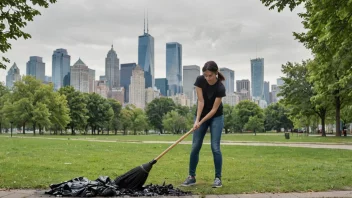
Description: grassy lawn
xmin=1 ymin=137 xmax=352 ymax=195
xmin=2 ymin=132 xmax=352 ymax=144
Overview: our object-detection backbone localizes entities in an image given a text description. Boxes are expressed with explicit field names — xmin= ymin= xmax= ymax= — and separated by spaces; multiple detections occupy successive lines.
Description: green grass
xmin=1 ymin=137 xmax=352 ymax=195
xmin=2 ymin=132 xmax=352 ymax=144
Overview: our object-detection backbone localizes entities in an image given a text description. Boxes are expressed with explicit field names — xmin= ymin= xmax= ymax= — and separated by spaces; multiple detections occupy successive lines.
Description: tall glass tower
xmin=138 ymin=14 xmax=154 ymax=88
xmin=219 ymin=67 xmax=234 ymax=94
xmin=52 ymin=49 xmax=71 ymax=90
xmin=166 ymin=42 xmax=182 ymax=96
xmin=251 ymin=58 xmax=264 ymax=99
xmin=26 ymin=56 xmax=45 ymax=82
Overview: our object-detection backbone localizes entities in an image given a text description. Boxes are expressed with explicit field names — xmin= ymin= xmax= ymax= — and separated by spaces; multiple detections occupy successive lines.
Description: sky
xmin=0 ymin=0 xmax=312 ymax=88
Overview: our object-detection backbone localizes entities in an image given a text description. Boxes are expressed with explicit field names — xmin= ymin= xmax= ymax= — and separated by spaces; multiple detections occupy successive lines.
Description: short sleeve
xmin=194 ymin=75 xmax=203 ymax=88
xmin=217 ymin=84 xmax=226 ymax=98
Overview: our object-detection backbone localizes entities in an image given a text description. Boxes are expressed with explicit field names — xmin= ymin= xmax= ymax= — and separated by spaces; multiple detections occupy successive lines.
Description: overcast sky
xmin=0 ymin=0 xmax=312 ymax=88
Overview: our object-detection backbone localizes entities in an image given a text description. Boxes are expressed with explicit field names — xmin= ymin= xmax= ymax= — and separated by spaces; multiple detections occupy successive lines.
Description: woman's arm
xmin=199 ymin=97 xmax=222 ymax=125
xmin=195 ymin=87 xmax=204 ymax=123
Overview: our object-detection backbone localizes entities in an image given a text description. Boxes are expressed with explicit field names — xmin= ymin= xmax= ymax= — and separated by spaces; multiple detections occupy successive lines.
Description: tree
xmin=107 ymin=99 xmax=122 ymax=135
xmin=223 ymin=104 xmax=234 ymax=133
xmin=6 ymin=76 xmax=52 ymax=135
xmin=120 ymin=107 xmax=133 ymax=135
xmin=235 ymin=100 xmax=264 ymax=131
xmin=146 ymin=97 xmax=176 ymax=133
xmin=59 ymin=86 xmax=88 ymax=135
xmin=264 ymin=103 xmax=293 ymax=132
xmin=0 ymin=0 xmax=57 ymax=69
xmin=244 ymin=116 xmax=265 ymax=135
xmin=163 ymin=110 xmax=187 ymax=134
xmin=86 ymin=93 xmax=113 ymax=135
xmin=0 ymin=84 xmax=10 ymax=133
xmin=47 ymin=91 xmax=70 ymax=134
xmin=279 ymin=60 xmax=331 ymax=136
xmin=127 ymin=105 xmax=148 ymax=135
xmin=261 ymin=0 xmax=352 ymax=136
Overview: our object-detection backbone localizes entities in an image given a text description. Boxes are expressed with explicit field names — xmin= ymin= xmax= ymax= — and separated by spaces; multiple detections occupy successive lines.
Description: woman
xmin=181 ymin=60 xmax=226 ymax=188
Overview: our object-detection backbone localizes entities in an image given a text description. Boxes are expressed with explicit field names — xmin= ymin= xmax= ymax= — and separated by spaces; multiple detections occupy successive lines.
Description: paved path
xmin=1 ymin=189 xmax=352 ymax=198
xmin=3 ymin=136 xmax=352 ymax=150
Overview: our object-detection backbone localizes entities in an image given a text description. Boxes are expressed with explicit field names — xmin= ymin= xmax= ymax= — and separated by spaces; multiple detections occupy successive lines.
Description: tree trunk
xmin=0 ymin=123 xmax=2 ymax=134
xmin=335 ymin=95 xmax=341 ymax=136
xmin=134 ymin=129 xmax=137 ymax=135
xmin=321 ymin=116 xmax=326 ymax=137
xmin=33 ymin=123 xmax=36 ymax=135
xmin=23 ymin=123 xmax=26 ymax=134
xmin=71 ymin=125 xmax=75 ymax=135
xmin=39 ymin=124 xmax=42 ymax=135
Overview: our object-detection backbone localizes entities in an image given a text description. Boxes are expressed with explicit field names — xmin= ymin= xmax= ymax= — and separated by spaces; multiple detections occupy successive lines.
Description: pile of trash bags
xmin=45 ymin=176 xmax=191 ymax=197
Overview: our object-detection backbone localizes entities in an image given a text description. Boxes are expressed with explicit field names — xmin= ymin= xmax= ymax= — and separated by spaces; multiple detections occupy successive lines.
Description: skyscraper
xmin=26 ymin=56 xmax=45 ymax=82
xmin=105 ymin=45 xmax=120 ymax=90
xmin=277 ymin=77 xmax=284 ymax=101
xmin=120 ymin=63 xmax=137 ymax=103
xmin=183 ymin=65 xmax=200 ymax=105
xmin=6 ymin=63 xmax=21 ymax=89
xmin=129 ymin=65 xmax=145 ymax=109
xmin=264 ymin=81 xmax=270 ymax=105
xmin=52 ymin=48 xmax=70 ymax=90
xmin=251 ymin=58 xmax=264 ymax=99
xmin=166 ymin=42 xmax=182 ymax=96
xmin=70 ymin=58 xmax=89 ymax=93
xmin=219 ymin=67 xmax=234 ymax=94
xmin=138 ymin=15 xmax=154 ymax=88
xmin=88 ymin=69 xmax=96 ymax=93
xmin=155 ymin=78 xmax=168 ymax=97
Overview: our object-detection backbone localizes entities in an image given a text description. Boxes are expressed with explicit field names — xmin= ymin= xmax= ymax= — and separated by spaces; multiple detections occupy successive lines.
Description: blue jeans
xmin=189 ymin=115 xmax=224 ymax=179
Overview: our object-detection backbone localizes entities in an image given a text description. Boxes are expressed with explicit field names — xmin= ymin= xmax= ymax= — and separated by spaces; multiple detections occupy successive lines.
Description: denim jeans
xmin=189 ymin=115 xmax=224 ymax=179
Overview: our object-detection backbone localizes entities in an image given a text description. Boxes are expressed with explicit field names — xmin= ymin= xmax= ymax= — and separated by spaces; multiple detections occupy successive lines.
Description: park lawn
xmin=2 ymin=132 xmax=352 ymax=144
xmin=1 ymin=137 xmax=352 ymax=195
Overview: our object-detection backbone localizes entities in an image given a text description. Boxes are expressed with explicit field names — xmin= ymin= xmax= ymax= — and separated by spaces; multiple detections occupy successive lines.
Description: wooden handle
xmin=154 ymin=128 xmax=194 ymax=161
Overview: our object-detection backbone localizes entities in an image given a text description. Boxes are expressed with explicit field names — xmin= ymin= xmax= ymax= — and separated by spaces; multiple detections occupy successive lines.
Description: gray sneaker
xmin=181 ymin=176 xmax=196 ymax=186
xmin=212 ymin=177 xmax=222 ymax=188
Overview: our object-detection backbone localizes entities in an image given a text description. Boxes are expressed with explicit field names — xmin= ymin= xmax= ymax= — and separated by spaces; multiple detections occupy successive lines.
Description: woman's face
xmin=203 ymin=70 xmax=217 ymax=85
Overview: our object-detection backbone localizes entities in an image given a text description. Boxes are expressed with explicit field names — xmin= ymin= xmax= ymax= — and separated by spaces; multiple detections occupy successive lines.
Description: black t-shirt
xmin=194 ymin=75 xmax=226 ymax=119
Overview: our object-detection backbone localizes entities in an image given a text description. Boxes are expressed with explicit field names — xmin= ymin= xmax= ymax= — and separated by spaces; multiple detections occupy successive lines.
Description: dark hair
xmin=202 ymin=60 xmax=225 ymax=81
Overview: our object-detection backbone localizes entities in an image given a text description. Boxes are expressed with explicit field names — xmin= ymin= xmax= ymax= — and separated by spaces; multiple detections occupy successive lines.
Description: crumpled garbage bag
xmin=45 ymin=176 xmax=191 ymax=197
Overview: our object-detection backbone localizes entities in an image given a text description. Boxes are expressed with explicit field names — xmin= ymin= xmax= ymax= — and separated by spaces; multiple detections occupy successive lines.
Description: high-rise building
xmin=138 ymin=16 xmax=154 ymax=88
xmin=277 ymin=77 xmax=284 ymax=101
xmin=264 ymin=81 xmax=270 ymax=105
xmin=166 ymin=42 xmax=182 ymax=96
xmin=44 ymin=76 xmax=52 ymax=84
xmin=236 ymin=79 xmax=251 ymax=93
xmin=251 ymin=58 xmax=264 ymax=99
xmin=155 ymin=78 xmax=168 ymax=97
xmin=105 ymin=45 xmax=120 ymax=90
xmin=129 ymin=65 xmax=145 ymax=109
xmin=52 ymin=48 xmax=70 ymax=90
xmin=271 ymin=84 xmax=278 ymax=103
xmin=183 ymin=65 xmax=200 ymax=105
xmin=26 ymin=56 xmax=45 ymax=82
xmin=70 ymin=58 xmax=89 ymax=93
xmin=120 ymin=63 xmax=137 ymax=103
xmin=88 ymin=69 xmax=96 ymax=93
xmin=6 ymin=63 xmax=21 ymax=89
xmin=95 ymin=80 xmax=109 ymax=99
xmin=220 ymin=67 xmax=234 ymax=94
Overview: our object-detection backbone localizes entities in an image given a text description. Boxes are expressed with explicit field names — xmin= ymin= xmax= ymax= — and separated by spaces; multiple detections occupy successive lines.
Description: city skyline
xmin=0 ymin=0 xmax=311 ymax=87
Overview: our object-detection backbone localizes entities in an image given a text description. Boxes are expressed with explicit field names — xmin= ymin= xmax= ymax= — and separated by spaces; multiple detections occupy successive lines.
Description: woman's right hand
xmin=193 ymin=120 xmax=200 ymax=130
